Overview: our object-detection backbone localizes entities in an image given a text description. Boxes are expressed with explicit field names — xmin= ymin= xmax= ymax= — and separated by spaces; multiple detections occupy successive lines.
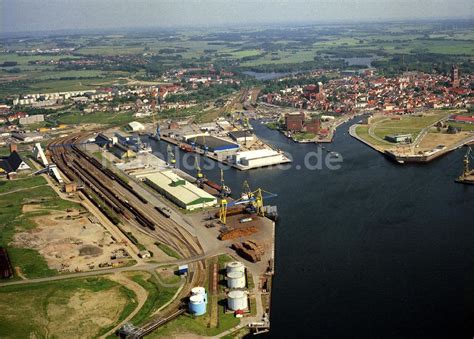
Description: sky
xmin=1 ymin=0 xmax=473 ymax=33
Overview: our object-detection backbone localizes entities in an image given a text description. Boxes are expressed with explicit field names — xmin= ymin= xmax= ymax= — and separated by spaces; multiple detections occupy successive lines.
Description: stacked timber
xmin=231 ymin=240 xmax=264 ymax=263
xmin=218 ymin=226 xmax=257 ymax=241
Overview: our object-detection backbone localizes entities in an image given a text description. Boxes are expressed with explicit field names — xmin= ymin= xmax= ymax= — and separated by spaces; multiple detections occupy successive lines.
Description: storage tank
xmin=227 ymin=290 xmax=248 ymax=311
xmin=227 ymin=271 xmax=246 ymax=289
xmin=189 ymin=294 xmax=206 ymax=316
xmin=226 ymin=261 xmax=245 ymax=274
xmin=191 ymin=286 xmax=207 ymax=303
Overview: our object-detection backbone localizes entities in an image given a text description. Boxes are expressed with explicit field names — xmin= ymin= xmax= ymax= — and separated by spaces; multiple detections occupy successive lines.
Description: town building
xmin=0 ymin=151 xmax=31 ymax=177
xmin=228 ymin=130 xmax=255 ymax=144
xmin=385 ymin=134 xmax=413 ymax=143
xmin=451 ymin=65 xmax=460 ymax=88
xmin=285 ymin=112 xmax=305 ymax=132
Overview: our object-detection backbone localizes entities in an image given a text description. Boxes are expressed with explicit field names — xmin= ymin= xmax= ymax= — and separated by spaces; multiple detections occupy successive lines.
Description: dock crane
xmin=195 ymin=156 xmax=205 ymax=187
xmin=167 ymin=144 xmax=176 ymax=167
xmin=151 ymin=115 xmax=160 ymax=141
xmin=220 ymin=169 xmax=232 ymax=197
xmin=219 ymin=183 xmax=277 ymax=224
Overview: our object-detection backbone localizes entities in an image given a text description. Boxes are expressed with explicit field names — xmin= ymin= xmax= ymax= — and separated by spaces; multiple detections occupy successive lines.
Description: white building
xmin=232 ymin=149 xmax=288 ymax=169
xmin=128 ymin=121 xmax=145 ymax=132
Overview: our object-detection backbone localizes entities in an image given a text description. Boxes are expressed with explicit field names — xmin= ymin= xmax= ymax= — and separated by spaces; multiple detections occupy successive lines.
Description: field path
xmin=0 ymin=184 xmax=47 ymax=195
xmin=101 ymin=272 xmax=149 ymax=338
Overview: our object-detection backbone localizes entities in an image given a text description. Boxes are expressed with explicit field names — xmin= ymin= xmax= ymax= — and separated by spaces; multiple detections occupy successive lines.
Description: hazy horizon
xmin=1 ymin=0 xmax=473 ymax=34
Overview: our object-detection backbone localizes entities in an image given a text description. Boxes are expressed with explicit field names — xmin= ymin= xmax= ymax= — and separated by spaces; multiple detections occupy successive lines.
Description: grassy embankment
xmin=0 ymin=276 xmax=137 ymax=338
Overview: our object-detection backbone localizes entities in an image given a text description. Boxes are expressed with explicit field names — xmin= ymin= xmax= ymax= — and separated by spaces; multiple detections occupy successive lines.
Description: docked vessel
xmin=180 ymin=143 xmax=194 ymax=153
xmin=455 ymin=147 xmax=474 ymax=184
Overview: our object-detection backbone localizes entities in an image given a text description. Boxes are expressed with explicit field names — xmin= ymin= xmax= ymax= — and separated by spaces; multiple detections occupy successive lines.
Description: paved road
xmin=0 ymin=251 xmax=217 ymax=288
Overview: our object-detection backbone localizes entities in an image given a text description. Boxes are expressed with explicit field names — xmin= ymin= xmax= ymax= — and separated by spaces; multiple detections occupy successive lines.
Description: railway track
xmin=135 ymin=259 xmax=207 ymax=337
xmin=48 ymin=134 xmax=212 ymax=335
xmin=48 ymin=134 xmax=202 ymax=259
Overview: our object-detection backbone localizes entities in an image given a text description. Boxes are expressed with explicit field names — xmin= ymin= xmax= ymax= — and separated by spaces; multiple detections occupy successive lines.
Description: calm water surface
xmin=150 ymin=121 xmax=474 ymax=338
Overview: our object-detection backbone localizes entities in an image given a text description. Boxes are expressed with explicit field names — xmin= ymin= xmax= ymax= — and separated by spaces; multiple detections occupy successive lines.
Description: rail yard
xmin=0 ymin=126 xmax=277 ymax=337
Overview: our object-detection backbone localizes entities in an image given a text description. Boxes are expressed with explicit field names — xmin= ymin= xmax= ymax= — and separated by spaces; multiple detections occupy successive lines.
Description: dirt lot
xmin=418 ymin=131 xmax=471 ymax=150
xmin=12 ymin=208 xmax=133 ymax=272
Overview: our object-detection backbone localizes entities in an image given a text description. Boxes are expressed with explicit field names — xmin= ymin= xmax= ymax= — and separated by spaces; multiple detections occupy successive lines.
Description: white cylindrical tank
xmin=227 ymin=290 xmax=248 ymax=311
xmin=226 ymin=261 xmax=245 ymax=274
xmin=189 ymin=294 xmax=206 ymax=316
xmin=191 ymin=286 xmax=206 ymax=296
xmin=191 ymin=286 xmax=207 ymax=303
xmin=227 ymin=271 xmax=246 ymax=289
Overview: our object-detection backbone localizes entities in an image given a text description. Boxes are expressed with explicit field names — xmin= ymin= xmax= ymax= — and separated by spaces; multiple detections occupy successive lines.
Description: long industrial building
xmin=136 ymin=170 xmax=217 ymax=210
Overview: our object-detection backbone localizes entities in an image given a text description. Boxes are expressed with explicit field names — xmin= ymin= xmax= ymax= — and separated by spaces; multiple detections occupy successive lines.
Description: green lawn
xmin=0 ymin=276 xmax=137 ymax=338
xmin=293 ymin=132 xmax=316 ymax=141
xmin=355 ymin=125 xmax=391 ymax=148
xmin=54 ymin=110 xmax=136 ymax=126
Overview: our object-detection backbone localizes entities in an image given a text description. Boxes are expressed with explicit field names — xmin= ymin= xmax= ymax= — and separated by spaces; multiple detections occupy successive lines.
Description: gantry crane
xmin=195 ymin=156 xmax=205 ymax=187
xmin=219 ymin=183 xmax=277 ymax=224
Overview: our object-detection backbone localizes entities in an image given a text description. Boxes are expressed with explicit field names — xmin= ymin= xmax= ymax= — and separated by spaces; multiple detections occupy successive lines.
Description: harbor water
xmin=149 ymin=120 xmax=474 ymax=338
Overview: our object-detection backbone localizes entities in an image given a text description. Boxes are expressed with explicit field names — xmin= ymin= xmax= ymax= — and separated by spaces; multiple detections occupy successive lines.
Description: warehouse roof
xmin=186 ymin=135 xmax=239 ymax=151
xmin=228 ymin=130 xmax=254 ymax=140
xmin=0 ymin=151 xmax=29 ymax=173
xmin=128 ymin=121 xmax=145 ymax=131
xmin=143 ymin=170 xmax=216 ymax=206
xmin=235 ymin=149 xmax=280 ymax=161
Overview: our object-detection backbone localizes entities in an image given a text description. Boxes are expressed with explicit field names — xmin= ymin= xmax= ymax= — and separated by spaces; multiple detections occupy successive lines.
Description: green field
xmin=53 ymin=110 xmax=136 ymax=125
xmin=355 ymin=125 xmax=392 ymax=148
xmin=0 ymin=21 xmax=472 ymax=103
xmin=0 ymin=176 xmax=79 ymax=278
xmin=0 ymin=276 xmax=136 ymax=338
xmin=371 ymin=113 xmax=448 ymax=140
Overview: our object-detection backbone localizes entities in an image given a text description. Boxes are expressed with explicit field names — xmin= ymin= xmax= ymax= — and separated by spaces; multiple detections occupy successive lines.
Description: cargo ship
xmin=204 ymin=179 xmax=231 ymax=196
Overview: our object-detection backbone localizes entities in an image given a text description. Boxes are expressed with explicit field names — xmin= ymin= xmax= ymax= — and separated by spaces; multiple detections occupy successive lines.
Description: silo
xmin=227 ymin=290 xmax=248 ymax=311
xmin=226 ymin=271 xmax=246 ymax=289
xmin=226 ymin=261 xmax=245 ymax=274
xmin=189 ymin=294 xmax=206 ymax=316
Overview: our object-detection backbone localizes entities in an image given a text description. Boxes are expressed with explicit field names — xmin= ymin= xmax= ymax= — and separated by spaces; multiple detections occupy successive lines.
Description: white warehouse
xmin=232 ymin=149 xmax=289 ymax=169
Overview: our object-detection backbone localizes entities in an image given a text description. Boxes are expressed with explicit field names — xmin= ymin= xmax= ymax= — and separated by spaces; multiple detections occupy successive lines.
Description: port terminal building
xmin=135 ymin=169 xmax=217 ymax=210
